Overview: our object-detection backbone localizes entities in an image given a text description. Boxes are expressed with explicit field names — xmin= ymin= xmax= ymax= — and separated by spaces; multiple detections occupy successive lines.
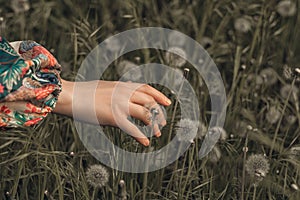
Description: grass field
xmin=0 ymin=0 xmax=300 ymax=199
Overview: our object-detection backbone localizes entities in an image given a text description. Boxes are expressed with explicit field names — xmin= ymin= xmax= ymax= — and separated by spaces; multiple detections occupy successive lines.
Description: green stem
xmin=241 ymin=132 xmax=249 ymax=200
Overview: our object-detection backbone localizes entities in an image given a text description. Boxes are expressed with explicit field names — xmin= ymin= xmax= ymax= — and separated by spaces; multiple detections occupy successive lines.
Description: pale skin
xmin=53 ymin=79 xmax=172 ymax=146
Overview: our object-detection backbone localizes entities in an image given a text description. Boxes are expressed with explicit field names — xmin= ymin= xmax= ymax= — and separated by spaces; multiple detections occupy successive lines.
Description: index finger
xmin=137 ymin=84 xmax=172 ymax=106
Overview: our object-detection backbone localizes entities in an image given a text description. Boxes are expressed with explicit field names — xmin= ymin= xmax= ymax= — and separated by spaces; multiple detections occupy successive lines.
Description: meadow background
xmin=0 ymin=0 xmax=300 ymax=199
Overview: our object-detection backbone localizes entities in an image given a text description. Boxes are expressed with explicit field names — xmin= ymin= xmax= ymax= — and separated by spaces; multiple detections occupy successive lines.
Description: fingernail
xmin=165 ymin=98 xmax=172 ymax=105
xmin=155 ymin=131 xmax=161 ymax=137
xmin=143 ymin=139 xmax=150 ymax=146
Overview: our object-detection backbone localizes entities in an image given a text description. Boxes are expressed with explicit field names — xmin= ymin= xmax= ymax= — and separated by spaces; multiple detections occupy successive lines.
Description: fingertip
xmin=165 ymin=98 xmax=172 ymax=106
xmin=155 ymin=131 xmax=161 ymax=137
xmin=142 ymin=138 xmax=150 ymax=146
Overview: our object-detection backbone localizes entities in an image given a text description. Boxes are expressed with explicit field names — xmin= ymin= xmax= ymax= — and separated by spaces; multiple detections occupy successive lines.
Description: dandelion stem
xmin=252 ymin=185 xmax=257 ymax=200
xmin=269 ymin=78 xmax=296 ymax=157
xmin=241 ymin=132 xmax=249 ymax=200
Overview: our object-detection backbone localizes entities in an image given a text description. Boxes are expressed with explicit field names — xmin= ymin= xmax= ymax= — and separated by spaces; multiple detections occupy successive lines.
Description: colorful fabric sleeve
xmin=0 ymin=36 xmax=62 ymax=127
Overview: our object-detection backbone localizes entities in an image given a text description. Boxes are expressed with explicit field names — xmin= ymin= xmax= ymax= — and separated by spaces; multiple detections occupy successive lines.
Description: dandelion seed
xmin=175 ymin=118 xmax=198 ymax=143
xmin=11 ymin=0 xmax=30 ymax=14
xmin=277 ymin=0 xmax=297 ymax=17
xmin=86 ymin=164 xmax=109 ymax=188
xmin=168 ymin=31 xmax=186 ymax=47
xmin=280 ymin=84 xmax=299 ymax=102
xmin=208 ymin=145 xmax=222 ymax=163
xmin=245 ymin=154 xmax=270 ymax=181
xmin=291 ymin=183 xmax=299 ymax=191
xmin=266 ymin=106 xmax=281 ymax=124
xmin=234 ymin=17 xmax=252 ymax=33
xmin=165 ymin=46 xmax=187 ymax=67
xmin=260 ymin=68 xmax=278 ymax=86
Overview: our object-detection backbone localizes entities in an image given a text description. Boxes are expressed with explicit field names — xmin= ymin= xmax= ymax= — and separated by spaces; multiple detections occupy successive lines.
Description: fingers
xmin=129 ymin=103 xmax=162 ymax=137
xmin=129 ymin=103 xmax=152 ymax=125
xmin=130 ymin=92 xmax=167 ymax=126
xmin=137 ymin=84 xmax=172 ymax=106
xmin=118 ymin=117 xmax=150 ymax=146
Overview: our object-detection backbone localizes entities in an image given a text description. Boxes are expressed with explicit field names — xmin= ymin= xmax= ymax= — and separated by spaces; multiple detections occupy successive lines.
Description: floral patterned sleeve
xmin=0 ymin=36 xmax=62 ymax=127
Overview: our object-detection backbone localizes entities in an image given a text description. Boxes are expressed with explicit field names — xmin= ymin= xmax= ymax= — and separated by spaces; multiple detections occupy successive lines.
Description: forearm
xmin=53 ymin=79 xmax=74 ymax=117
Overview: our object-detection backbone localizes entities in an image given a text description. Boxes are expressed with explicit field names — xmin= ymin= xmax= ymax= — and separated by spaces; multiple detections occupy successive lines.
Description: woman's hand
xmin=53 ymin=79 xmax=171 ymax=146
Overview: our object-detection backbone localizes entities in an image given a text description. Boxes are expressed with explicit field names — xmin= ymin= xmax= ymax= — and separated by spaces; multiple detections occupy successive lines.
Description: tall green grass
xmin=0 ymin=0 xmax=300 ymax=199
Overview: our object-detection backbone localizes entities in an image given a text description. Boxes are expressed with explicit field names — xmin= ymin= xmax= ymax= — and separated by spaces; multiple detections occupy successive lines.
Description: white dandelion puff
xmin=165 ymin=46 xmax=187 ymax=67
xmin=280 ymin=84 xmax=299 ymax=102
xmin=86 ymin=164 xmax=109 ymax=188
xmin=259 ymin=68 xmax=278 ymax=86
xmin=116 ymin=60 xmax=142 ymax=81
xmin=11 ymin=0 xmax=30 ymax=14
xmin=245 ymin=154 xmax=270 ymax=180
xmin=234 ymin=17 xmax=252 ymax=33
xmin=266 ymin=106 xmax=281 ymax=124
xmin=175 ymin=118 xmax=198 ymax=144
xmin=277 ymin=0 xmax=297 ymax=17
xmin=208 ymin=145 xmax=222 ymax=163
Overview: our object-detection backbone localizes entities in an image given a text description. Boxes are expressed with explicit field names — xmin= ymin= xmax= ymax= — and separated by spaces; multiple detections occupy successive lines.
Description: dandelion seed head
xmin=234 ymin=17 xmax=252 ymax=33
xmin=266 ymin=106 xmax=281 ymax=124
xmin=175 ymin=118 xmax=198 ymax=143
xmin=196 ymin=122 xmax=208 ymax=139
xmin=245 ymin=154 xmax=270 ymax=180
xmin=277 ymin=0 xmax=297 ymax=17
xmin=204 ymin=126 xmax=227 ymax=141
xmin=116 ymin=60 xmax=142 ymax=81
xmin=86 ymin=164 xmax=109 ymax=188
xmin=11 ymin=0 xmax=30 ymax=14
xmin=165 ymin=46 xmax=187 ymax=67
xmin=208 ymin=145 xmax=222 ymax=163
xmin=260 ymin=68 xmax=278 ymax=86
xmin=280 ymin=84 xmax=299 ymax=102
